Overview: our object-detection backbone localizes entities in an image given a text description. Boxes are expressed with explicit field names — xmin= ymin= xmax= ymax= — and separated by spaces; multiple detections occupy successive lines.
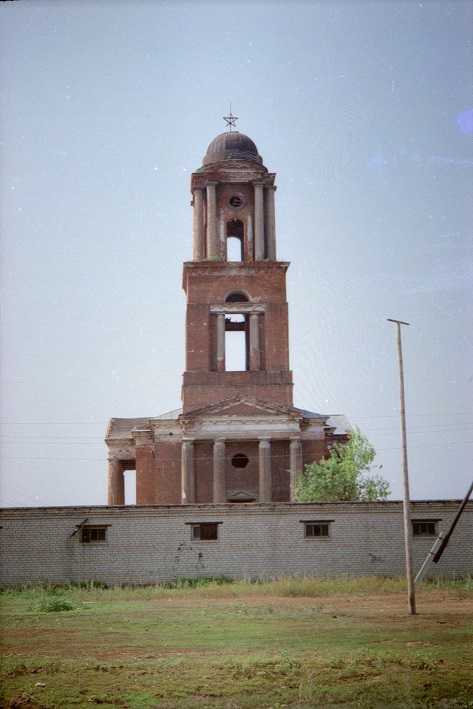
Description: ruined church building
xmin=1 ymin=124 xmax=471 ymax=586
xmin=106 ymin=125 xmax=350 ymax=507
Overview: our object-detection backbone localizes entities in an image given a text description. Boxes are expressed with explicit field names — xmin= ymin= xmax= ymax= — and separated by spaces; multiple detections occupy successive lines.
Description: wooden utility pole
xmin=388 ymin=318 xmax=416 ymax=615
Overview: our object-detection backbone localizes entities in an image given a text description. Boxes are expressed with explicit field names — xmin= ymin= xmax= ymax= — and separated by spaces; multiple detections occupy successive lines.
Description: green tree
xmin=294 ymin=428 xmax=390 ymax=502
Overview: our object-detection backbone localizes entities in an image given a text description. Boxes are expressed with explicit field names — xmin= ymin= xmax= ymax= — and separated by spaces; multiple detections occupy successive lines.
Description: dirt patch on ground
xmin=3 ymin=694 xmax=44 ymax=709
xmin=301 ymin=592 xmax=472 ymax=620
xmin=2 ymin=593 xmax=472 ymax=662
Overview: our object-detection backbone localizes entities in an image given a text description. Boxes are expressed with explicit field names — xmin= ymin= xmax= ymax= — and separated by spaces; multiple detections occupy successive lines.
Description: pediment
xmin=227 ymin=488 xmax=258 ymax=502
xmin=180 ymin=394 xmax=301 ymax=420
xmin=219 ymin=402 xmax=278 ymax=416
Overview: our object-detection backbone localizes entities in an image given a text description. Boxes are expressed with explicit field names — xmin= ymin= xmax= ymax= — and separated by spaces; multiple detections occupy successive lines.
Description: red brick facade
xmin=182 ymin=262 xmax=293 ymax=411
xmin=106 ymin=130 xmax=350 ymax=505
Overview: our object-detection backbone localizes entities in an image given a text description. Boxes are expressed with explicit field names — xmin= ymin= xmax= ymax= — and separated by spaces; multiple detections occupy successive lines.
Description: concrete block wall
xmin=0 ymin=501 xmax=471 ymax=586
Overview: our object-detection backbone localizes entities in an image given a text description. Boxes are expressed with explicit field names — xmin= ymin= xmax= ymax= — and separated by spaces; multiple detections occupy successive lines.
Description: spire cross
xmin=223 ymin=103 xmax=238 ymax=131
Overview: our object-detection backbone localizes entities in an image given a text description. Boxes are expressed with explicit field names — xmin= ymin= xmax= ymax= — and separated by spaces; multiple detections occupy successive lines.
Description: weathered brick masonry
xmin=1 ymin=501 xmax=471 ymax=586
xmin=105 ymin=128 xmax=351 ymax=507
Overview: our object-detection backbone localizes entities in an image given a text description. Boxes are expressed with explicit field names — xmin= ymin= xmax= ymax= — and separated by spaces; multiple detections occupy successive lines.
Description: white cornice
xmin=210 ymin=304 xmax=266 ymax=314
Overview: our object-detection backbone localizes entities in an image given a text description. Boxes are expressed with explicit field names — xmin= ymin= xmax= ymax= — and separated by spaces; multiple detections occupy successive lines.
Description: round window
xmin=231 ymin=453 xmax=249 ymax=469
xmin=229 ymin=195 xmax=245 ymax=209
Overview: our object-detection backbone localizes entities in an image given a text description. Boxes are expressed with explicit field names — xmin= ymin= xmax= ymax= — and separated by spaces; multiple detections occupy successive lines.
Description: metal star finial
xmin=223 ymin=103 xmax=238 ymax=131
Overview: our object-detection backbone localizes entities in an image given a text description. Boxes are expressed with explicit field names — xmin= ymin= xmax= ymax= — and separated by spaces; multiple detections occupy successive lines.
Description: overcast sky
xmin=1 ymin=0 xmax=472 ymax=507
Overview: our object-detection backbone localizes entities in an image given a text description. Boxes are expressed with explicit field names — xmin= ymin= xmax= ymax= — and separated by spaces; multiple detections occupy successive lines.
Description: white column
xmin=220 ymin=211 xmax=225 ymax=259
xmin=213 ymin=438 xmax=226 ymax=503
xmin=258 ymin=438 xmax=271 ymax=503
xmin=265 ymin=185 xmax=277 ymax=261
xmin=206 ymin=182 xmax=217 ymax=258
xmin=254 ymin=183 xmax=265 ymax=260
xmin=108 ymin=460 xmax=124 ymax=505
xmin=193 ymin=187 xmax=204 ymax=260
xmin=217 ymin=313 xmax=226 ymax=372
xmin=289 ymin=438 xmax=303 ymax=501
xmin=249 ymin=312 xmax=260 ymax=371
xmin=247 ymin=212 xmax=253 ymax=261
xmin=181 ymin=439 xmax=195 ymax=504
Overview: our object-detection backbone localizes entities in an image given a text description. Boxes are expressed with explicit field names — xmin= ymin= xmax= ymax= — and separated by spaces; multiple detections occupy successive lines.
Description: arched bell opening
xmin=225 ymin=290 xmax=250 ymax=303
xmin=226 ymin=219 xmax=244 ymax=261
xmin=225 ymin=313 xmax=249 ymax=371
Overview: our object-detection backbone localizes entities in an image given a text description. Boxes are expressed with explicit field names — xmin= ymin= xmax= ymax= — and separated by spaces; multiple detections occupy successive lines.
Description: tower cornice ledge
xmin=183 ymin=261 xmax=290 ymax=269
xmin=182 ymin=259 xmax=290 ymax=278
xmin=192 ymin=163 xmax=273 ymax=186
xmin=182 ymin=261 xmax=290 ymax=291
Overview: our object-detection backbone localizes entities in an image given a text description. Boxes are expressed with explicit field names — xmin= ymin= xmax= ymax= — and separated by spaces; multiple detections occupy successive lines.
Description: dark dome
xmin=203 ymin=132 xmax=263 ymax=166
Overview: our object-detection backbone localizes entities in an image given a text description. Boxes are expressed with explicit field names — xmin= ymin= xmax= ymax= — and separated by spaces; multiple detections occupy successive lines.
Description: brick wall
xmin=195 ymin=441 xmax=214 ymax=503
xmin=1 ymin=501 xmax=471 ymax=586
xmin=154 ymin=442 xmax=182 ymax=504
xmin=182 ymin=261 xmax=293 ymax=411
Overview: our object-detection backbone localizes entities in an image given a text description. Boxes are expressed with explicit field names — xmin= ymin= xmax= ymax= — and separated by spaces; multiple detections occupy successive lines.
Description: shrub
xmin=34 ymin=596 xmax=76 ymax=613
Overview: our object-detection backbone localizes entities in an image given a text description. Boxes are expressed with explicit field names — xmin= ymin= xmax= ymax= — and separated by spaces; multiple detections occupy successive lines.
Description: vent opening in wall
xmin=232 ymin=453 xmax=249 ymax=468
xmin=229 ymin=195 xmax=245 ymax=209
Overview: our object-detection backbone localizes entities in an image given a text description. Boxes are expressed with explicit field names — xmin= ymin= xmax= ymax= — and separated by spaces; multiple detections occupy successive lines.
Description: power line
xmin=349 ymin=413 xmax=473 ymax=419
xmin=1 ymin=456 xmax=108 ymax=461
xmin=362 ymin=422 xmax=473 ymax=430
xmin=0 ymin=422 xmax=109 ymax=426
xmin=0 ymin=442 xmax=104 ymax=445
xmin=0 ymin=439 xmax=471 ymax=462
xmin=0 ymin=485 xmax=42 ymax=504
xmin=360 ymin=426 xmax=473 ymax=436
xmin=2 ymin=424 xmax=472 ymax=443
xmin=0 ymin=436 xmax=105 ymax=440
xmin=1 ymin=413 xmax=472 ymax=425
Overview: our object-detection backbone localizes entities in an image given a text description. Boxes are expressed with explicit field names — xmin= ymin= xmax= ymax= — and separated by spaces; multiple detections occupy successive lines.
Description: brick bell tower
xmin=182 ymin=128 xmax=293 ymax=412
xmin=105 ymin=120 xmax=350 ymax=507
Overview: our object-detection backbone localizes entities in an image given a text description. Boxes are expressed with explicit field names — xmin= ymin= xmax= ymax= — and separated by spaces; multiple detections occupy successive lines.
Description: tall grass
xmin=1 ymin=574 xmax=471 ymax=605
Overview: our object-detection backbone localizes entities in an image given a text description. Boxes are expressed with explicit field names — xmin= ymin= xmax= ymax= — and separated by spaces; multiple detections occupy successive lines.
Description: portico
xmin=177 ymin=394 xmax=305 ymax=504
xmin=178 ymin=433 xmax=301 ymax=505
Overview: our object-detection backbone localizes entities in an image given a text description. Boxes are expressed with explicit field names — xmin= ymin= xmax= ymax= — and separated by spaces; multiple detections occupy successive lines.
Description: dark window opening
xmin=191 ymin=523 xmax=219 ymax=541
xmin=227 ymin=218 xmax=244 ymax=238
xmin=232 ymin=453 xmax=249 ymax=468
xmin=304 ymin=522 xmax=331 ymax=538
xmin=225 ymin=291 xmax=249 ymax=303
xmin=80 ymin=526 xmax=107 ymax=543
xmin=413 ymin=521 xmax=437 ymax=536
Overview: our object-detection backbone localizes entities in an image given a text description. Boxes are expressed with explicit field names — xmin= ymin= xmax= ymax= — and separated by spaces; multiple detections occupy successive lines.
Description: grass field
xmin=1 ymin=576 xmax=472 ymax=708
